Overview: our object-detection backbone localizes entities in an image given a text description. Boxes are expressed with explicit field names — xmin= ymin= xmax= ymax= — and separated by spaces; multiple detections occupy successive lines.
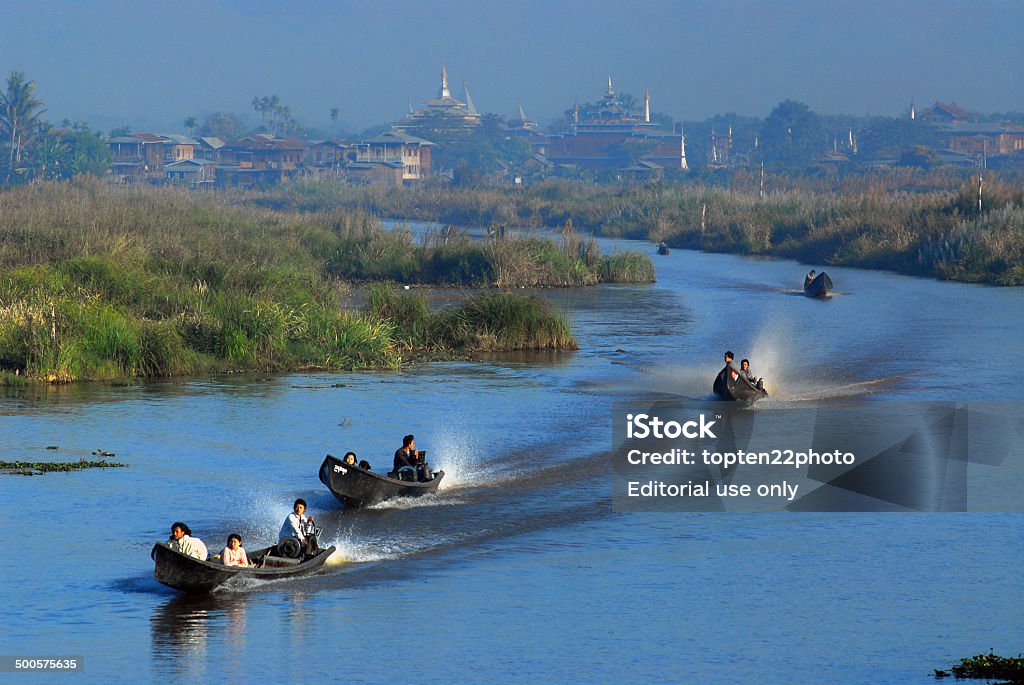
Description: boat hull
xmin=803 ymin=271 xmax=833 ymax=297
xmin=713 ymin=365 xmax=769 ymax=404
xmin=151 ymin=543 xmax=335 ymax=594
xmin=319 ymin=454 xmax=444 ymax=508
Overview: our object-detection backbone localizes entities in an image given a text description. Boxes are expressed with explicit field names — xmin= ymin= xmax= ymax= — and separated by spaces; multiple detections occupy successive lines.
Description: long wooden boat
xmin=657 ymin=242 xmax=671 ymax=255
xmin=151 ymin=542 xmax=336 ymax=594
xmin=713 ymin=365 xmax=769 ymax=403
xmin=319 ymin=454 xmax=444 ymax=508
xmin=803 ymin=271 xmax=833 ymax=297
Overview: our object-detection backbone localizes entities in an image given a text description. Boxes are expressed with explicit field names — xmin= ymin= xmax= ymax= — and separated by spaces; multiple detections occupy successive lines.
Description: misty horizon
xmin=3 ymin=0 xmax=1022 ymax=135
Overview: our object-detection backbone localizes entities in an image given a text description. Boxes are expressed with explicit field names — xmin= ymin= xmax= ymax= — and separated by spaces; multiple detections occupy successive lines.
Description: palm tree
xmin=184 ymin=116 xmax=198 ymax=138
xmin=1 ymin=71 xmax=47 ymax=183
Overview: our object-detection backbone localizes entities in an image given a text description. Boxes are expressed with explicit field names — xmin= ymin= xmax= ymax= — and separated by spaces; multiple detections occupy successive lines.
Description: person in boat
xmin=723 ymin=350 xmax=735 ymax=369
xmin=394 ymin=434 xmax=431 ymax=481
xmin=168 ymin=522 xmax=208 ymax=561
xmin=220 ymin=533 xmax=250 ymax=567
xmin=358 ymin=460 xmax=371 ymax=470
xmin=740 ymin=359 xmax=765 ymax=390
xmin=804 ymin=270 xmax=817 ymax=288
xmin=342 ymin=452 xmax=357 ymax=467
xmin=394 ymin=434 xmax=423 ymax=471
xmin=280 ymin=499 xmax=317 ymax=557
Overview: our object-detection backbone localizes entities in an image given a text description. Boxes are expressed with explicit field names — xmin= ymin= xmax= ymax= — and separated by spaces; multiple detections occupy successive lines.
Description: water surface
xmin=1 ymin=240 xmax=1021 ymax=684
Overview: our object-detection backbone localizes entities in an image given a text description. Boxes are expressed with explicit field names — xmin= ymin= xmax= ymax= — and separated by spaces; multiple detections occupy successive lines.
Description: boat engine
xmin=278 ymin=520 xmax=324 ymax=559
xmin=277 ymin=536 xmax=302 ymax=559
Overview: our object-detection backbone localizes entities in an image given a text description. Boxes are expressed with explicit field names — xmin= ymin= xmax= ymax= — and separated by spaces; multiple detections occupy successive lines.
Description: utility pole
xmin=978 ymin=173 xmax=983 ymax=213
xmin=759 ymin=162 xmax=765 ymax=200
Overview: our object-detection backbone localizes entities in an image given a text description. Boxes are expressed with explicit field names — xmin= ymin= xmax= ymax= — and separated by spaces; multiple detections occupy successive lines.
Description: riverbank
xmin=258 ymin=178 xmax=1024 ymax=285
xmin=0 ymin=180 xmax=593 ymax=383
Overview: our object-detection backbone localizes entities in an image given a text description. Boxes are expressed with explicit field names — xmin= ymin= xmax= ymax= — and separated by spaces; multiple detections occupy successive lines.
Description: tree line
xmin=3 ymin=68 xmax=1023 ymax=188
xmin=0 ymin=72 xmax=110 ymax=184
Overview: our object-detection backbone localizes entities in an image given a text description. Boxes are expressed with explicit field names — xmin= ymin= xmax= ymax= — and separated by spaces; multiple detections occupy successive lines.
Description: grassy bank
xmin=260 ymin=176 xmax=1024 ymax=285
xmin=0 ymin=180 xmax=579 ymax=382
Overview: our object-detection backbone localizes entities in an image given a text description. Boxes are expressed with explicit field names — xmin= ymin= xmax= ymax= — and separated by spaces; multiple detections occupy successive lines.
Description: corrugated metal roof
xmin=361 ymin=130 xmax=435 ymax=146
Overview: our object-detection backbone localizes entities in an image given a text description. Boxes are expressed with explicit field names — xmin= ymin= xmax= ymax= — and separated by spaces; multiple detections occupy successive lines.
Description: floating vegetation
xmin=0 ymin=459 xmax=128 ymax=475
xmin=936 ymin=651 xmax=1024 ymax=682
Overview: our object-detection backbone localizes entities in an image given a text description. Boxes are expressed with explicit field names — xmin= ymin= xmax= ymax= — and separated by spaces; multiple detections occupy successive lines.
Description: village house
xmin=350 ymin=130 xmax=434 ymax=185
xmin=918 ymin=102 xmax=972 ymax=125
xmin=943 ymin=122 xmax=1024 ymax=158
xmin=164 ymin=158 xmax=217 ymax=187
xmin=194 ymin=136 xmax=226 ymax=162
xmin=107 ymin=133 xmax=173 ymax=184
xmin=214 ymin=134 xmax=309 ymax=187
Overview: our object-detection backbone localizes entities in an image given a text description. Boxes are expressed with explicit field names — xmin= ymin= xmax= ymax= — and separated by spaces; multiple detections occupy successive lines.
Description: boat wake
xmin=367 ymin=492 xmax=468 ymax=510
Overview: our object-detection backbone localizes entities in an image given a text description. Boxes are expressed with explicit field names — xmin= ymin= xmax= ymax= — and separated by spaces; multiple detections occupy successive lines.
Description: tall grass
xmin=437 ymin=293 xmax=577 ymax=351
xmin=0 ymin=181 xmax=580 ymax=382
xmin=258 ymin=175 xmax=1024 ymax=285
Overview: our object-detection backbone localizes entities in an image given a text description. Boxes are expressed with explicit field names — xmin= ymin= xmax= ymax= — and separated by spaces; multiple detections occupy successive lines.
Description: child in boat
xmin=221 ymin=533 xmax=250 ymax=566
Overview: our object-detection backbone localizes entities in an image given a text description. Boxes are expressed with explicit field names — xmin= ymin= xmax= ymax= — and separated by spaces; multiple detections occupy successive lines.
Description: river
xmin=1 ymin=235 xmax=1021 ymax=684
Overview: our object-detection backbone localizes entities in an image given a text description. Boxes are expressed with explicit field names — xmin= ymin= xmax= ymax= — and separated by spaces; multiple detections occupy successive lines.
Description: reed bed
xmin=261 ymin=175 xmax=1024 ymax=285
xmin=0 ymin=181 xmax=578 ymax=382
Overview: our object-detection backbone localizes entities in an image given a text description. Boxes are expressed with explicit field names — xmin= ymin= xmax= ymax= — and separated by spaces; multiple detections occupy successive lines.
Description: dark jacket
xmin=393 ymin=448 xmax=417 ymax=472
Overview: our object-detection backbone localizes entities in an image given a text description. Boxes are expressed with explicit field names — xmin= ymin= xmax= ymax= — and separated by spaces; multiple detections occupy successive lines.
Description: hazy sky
xmin=2 ymin=0 xmax=1021 ymax=133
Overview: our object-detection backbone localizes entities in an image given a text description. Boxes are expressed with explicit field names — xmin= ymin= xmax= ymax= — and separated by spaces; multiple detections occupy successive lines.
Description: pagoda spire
xmin=607 ymin=75 xmax=614 ymax=96
xmin=518 ymin=99 xmax=527 ymax=121
xmin=463 ymin=78 xmax=478 ymax=115
xmin=644 ymin=88 xmax=650 ymax=123
xmin=439 ymin=65 xmax=451 ymax=99
xmin=679 ymin=120 xmax=688 ymax=170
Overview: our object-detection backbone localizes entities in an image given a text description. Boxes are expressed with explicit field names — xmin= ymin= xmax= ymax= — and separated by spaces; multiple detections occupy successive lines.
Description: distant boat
xmin=713 ymin=365 xmax=768 ymax=403
xmin=803 ymin=271 xmax=833 ymax=297
xmin=656 ymin=242 xmax=670 ymax=255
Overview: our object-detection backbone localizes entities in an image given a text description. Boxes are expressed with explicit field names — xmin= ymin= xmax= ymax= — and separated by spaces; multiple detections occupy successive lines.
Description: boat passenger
xmin=342 ymin=452 xmax=357 ymax=466
xmin=358 ymin=460 xmax=371 ymax=470
xmin=168 ymin=522 xmax=208 ymax=561
xmin=804 ymin=270 xmax=817 ymax=288
xmin=280 ymin=499 xmax=317 ymax=556
xmin=221 ymin=533 xmax=250 ymax=567
xmin=723 ymin=351 xmax=735 ymax=369
xmin=741 ymin=360 xmax=765 ymax=387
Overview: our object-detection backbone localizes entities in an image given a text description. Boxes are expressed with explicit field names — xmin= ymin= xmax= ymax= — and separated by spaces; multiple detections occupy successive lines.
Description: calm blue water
xmin=1 ymin=238 xmax=1022 ymax=684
